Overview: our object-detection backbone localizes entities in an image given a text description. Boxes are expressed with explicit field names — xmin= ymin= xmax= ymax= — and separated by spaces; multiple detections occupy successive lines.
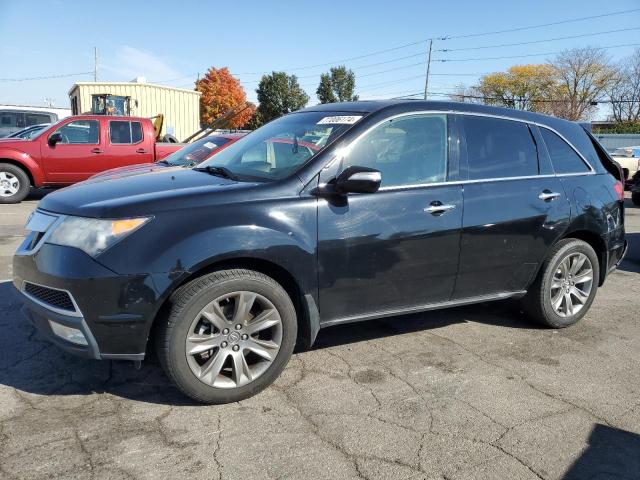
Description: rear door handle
xmin=91 ymin=148 xmax=103 ymax=154
xmin=538 ymin=191 xmax=561 ymax=201
xmin=424 ymin=202 xmax=456 ymax=215
xmin=136 ymin=148 xmax=148 ymax=154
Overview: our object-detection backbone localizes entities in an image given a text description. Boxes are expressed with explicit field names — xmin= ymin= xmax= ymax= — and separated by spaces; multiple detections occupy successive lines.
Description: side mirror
xmin=334 ymin=165 xmax=381 ymax=194
xmin=48 ymin=132 xmax=62 ymax=147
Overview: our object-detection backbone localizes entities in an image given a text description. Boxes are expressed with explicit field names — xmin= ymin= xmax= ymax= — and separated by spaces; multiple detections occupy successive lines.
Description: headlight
xmin=47 ymin=216 xmax=151 ymax=257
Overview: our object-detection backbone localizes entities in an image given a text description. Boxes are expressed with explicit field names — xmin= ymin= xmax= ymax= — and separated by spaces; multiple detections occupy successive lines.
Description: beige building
xmin=68 ymin=79 xmax=201 ymax=141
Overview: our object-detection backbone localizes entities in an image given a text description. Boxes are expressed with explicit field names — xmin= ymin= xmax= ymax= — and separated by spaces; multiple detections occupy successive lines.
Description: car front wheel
xmin=523 ymin=239 xmax=599 ymax=328
xmin=0 ymin=163 xmax=30 ymax=204
xmin=156 ymin=269 xmax=297 ymax=404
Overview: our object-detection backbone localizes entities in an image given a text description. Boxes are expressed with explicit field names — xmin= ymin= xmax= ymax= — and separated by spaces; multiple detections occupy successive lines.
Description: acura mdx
xmin=13 ymin=101 xmax=627 ymax=403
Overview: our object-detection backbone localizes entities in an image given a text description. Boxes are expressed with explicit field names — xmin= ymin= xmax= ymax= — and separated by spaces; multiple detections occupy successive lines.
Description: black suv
xmin=13 ymin=101 xmax=627 ymax=404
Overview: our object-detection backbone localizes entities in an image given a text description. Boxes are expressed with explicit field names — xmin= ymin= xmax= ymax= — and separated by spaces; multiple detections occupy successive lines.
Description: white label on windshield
xmin=317 ymin=115 xmax=362 ymax=125
xmin=203 ymin=142 xmax=218 ymax=149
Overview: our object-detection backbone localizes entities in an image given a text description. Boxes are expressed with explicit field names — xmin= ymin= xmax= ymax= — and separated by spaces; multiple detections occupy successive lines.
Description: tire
xmin=632 ymin=191 xmax=640 ymax=206
xmin=162 ymin=134 xmax=179 ymax=143
xmin=0 ymin=163 xmax=30 ymax=204
xmin=156 ymin=269 xmax=297 ymax=404
xmin=522 ymin=239 xmax=599 ymax=328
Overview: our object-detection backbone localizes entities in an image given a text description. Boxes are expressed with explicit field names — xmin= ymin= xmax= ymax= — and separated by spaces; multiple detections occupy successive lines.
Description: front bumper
xmin=13 ymin=242 xmax=165 ymax=361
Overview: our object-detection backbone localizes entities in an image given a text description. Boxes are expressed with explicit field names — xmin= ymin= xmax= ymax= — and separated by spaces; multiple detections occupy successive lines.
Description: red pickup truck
xmin=0 ymin=115 xmax=183 ymax=203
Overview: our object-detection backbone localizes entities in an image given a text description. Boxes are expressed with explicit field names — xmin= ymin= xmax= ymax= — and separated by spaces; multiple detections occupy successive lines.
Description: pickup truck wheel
xmin=156 ymin=269 xmax=297 ymax=404
xmin=632 ymin=191 xmax=640 ymax=206
xmin=0 ymin=164 xmax=30 ymax=204
xmin=522 ymin=239 xmax=599 ymax=328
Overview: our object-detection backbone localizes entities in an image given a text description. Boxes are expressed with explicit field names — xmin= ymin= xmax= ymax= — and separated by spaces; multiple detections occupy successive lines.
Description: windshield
xmin=163 ymin=136 xmax=233 ymax=166
xmin=196 ymin=111 xmax=362 ymax=181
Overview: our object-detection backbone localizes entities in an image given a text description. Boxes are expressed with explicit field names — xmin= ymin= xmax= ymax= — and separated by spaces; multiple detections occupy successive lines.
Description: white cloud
xmin=101 ymin=46 xmax=181 ymax=82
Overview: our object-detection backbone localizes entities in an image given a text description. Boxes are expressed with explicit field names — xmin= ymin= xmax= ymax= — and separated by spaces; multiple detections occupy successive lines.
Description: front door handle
xmin=538 ymin=190 xmax=561 ymax=201
xmin=91 ymin=148 xmax=103 ymax=154
xmin=136 ymin=148 xmax=148 ymax=154
xmin=424 ymin=202 xmax=456 ymax=215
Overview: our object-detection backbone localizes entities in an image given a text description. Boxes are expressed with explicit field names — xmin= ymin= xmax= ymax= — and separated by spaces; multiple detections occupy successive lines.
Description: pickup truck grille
xmin=23 ymin=282 xmax=76 ymax=313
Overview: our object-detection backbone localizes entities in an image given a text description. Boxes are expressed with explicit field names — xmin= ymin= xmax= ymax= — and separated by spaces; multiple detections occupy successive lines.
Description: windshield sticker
xmin=317 ymin=115 xmax=362 ymax=125
xmin=203 ymin=142 xmax=218 ymax=149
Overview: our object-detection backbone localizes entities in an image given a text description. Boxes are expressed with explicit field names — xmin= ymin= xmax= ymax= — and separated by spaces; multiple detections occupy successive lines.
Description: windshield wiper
xmin=193 ymin=165 xmax=238 ymax=180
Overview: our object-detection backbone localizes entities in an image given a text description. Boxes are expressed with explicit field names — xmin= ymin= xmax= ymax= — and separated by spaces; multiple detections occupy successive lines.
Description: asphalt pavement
xmin=0 ymin=190 xmax=639 ymax=480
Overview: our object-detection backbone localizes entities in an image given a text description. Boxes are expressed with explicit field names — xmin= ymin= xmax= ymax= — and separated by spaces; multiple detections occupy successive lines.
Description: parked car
xmin=90 ymin=132 xmax=248 ymax=180
xmin=13 ymin=101 xmax=626 ymax=404
xmin=611 ymin=146 xmax=640 ymax=186
xmin=0 ymin=115 xmax=183 ymax=203
xmin=630 ymin=169 xmax=640 ymax=205
xmin=0 ymin=108 xmax=58 ymax=138
xmin=6 ymin=123 xmax=50 ymax=140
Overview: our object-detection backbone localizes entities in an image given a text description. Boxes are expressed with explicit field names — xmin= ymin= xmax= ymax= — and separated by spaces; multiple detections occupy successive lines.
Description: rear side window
xmin=462 ymin=116 xmax=538 ymax=180
xmin=0 ymin=112 xmax=19 ymax=127
xmin=25 ymin=113 xmax=52 ymax=126
xmin=110 ymin=121 xmax=143 ymax=144
xmin=540 ymin=128 xmax=590 ymax=174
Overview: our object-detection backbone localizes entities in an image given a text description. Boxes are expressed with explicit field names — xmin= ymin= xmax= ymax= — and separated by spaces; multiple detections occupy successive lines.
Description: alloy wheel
xmin=0 ymin=171 xmax=20 ymax=197
xmin=550 ymin=252 xmax=594 ymax=318
xmin=185 ymin=291 xmax=283 ymax=389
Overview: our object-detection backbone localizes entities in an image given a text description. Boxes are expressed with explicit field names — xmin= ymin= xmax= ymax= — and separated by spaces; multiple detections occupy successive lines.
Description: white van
xmin=0 ymin=105 xmax=71 ymax=138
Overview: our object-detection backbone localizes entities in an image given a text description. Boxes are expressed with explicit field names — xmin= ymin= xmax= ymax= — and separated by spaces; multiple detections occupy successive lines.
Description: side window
xmin=462 ymin=116 xmax=538 ymax=180
xmin=110 ymin=121 xmax=143 ymax=144
xmin=54 ymin=120 xmax=99 ymax=144
xmin=540 ymin=128 xmax=590 ymax=174
xmin=344 ymin=114 xmax=448 ymax=187
xmin=25 ymin=113 xmax=52 ymax=126
xmin=0 ymin=113 xmax=18 ymax=128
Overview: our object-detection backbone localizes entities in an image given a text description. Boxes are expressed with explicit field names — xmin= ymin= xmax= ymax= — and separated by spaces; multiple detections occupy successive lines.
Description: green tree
xmin=316 ymin=66 xmax=358 ymax=103
xmin=475 ymin=64 xmax=558 ymax=113
xmin=255 ymin=72 xmax=309 ymax=124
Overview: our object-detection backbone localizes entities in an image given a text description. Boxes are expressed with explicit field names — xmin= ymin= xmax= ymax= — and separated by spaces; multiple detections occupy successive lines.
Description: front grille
xmin=23 ymin=282 xmax=76 ymax=312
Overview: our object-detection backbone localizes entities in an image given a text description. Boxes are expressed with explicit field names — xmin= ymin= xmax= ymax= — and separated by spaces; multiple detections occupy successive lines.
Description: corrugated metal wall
xmin=69 ymin=82 xmax=201 ymax=141
xmin=593 ymin=134 xmax=640 ymax=153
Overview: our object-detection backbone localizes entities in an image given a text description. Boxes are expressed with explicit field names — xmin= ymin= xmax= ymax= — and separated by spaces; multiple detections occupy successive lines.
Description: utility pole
xmin=93 ymin=47 xmax=98 ymax=82
xmin=423 ymin=39 xmax=432 ymax=100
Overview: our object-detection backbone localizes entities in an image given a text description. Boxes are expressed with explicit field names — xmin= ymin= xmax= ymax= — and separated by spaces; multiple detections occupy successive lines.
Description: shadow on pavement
xmin=0 ymin=280 xmax=537 ymax=406
xmin=561 ymin=424 xmax=640 ymax=480
xmin=27 ymin=188 xmax=55 ymax=201
xmin=617 ymin=232 xmax=640 ymax=274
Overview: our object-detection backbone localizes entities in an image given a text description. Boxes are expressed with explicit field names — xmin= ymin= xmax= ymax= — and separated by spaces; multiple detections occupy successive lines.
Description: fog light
xmin=48 ymin=320 xmax=88 ymax=346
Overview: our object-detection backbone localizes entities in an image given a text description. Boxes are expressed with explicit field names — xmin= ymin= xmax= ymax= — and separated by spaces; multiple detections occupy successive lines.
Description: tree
xmin=607 ymin=48 xmax=640 ymax=123
xmin=475 ymin=64 xmax=558 ymax=113
xmin=255 ymin=72 xmax=309 ymax=124
xmin=195 ymin=67 xmax=255 ymax=129
xmin=316 ymin=66 xmax=358 ymax=103
xmin=549 ymin=47 xmax=616 ymax=120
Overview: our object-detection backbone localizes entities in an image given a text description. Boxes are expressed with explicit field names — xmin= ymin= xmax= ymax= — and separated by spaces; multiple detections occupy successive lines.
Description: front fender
xmin=0 ymin=148 xmax=44 ymax=186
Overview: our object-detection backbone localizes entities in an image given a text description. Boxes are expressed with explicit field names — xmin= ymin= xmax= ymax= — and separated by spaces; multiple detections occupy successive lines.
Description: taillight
xmin=614 ymin=181 xmax=624 ymax=201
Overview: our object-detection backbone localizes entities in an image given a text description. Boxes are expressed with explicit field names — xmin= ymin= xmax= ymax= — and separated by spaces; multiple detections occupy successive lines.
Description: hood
xmin=0 ymin=138 xmax=28 ymax=145
xmin=89 ymin=162 xmax=168 ymax=181
xmin=39 ymin=167 xmax=261 ymax=218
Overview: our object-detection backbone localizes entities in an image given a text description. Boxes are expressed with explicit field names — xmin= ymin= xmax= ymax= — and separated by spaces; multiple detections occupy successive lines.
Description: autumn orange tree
xmin=195 ymin=67 xmax=255 ymax=129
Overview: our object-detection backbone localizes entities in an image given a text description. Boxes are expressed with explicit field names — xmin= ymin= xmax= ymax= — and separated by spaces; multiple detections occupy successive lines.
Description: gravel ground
xmin=0 ymin=189 xmax=639 ymax=480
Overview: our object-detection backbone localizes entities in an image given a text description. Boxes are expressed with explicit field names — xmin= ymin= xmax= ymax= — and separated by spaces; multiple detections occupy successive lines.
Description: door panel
xmin=101 ymin=120 xmax=154 ymax=169
xmin=318 ymin=185 xmax=463 ymax=321
xmin=42 ymin=119 xmax=103 ymax=183
xmin=453 ymin=177 xmax=570 ymax=298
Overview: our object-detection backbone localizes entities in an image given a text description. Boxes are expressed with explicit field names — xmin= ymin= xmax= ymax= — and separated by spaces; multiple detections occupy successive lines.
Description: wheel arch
xmin=0 ymin=156 xmax=40 ymax=187
xmin=560 ymin=229 xmax=607 ymax=286
xmin=148 ymin=256 xmax=319 ymax=357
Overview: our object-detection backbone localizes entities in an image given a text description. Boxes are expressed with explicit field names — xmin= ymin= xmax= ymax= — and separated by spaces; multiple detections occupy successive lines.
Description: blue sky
xmin=1 ymin=0 xmax=639 ymax=119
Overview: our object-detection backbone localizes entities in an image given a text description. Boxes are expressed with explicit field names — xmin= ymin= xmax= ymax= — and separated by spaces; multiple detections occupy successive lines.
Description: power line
xmin=433 ymin=42 xmax=640 ymax=62
xmin=230 ymin=8 xmax=639 ymax=76
xmin=441 ymin=8 xmax=640 ymax=40
xmin=0 ymin=71 xmax=93 ymax=82
xmin=435 ymin=27 xmax=640 ymax=52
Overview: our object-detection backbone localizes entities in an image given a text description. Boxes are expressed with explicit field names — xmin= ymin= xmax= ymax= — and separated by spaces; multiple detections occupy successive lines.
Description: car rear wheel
xmin=156 ymin=269 xmax=297 ymax=404
xmin=522 ymin=239 xmax=599 ymax=328
xmin=0 ymin=163 xmax=30 ymax=204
